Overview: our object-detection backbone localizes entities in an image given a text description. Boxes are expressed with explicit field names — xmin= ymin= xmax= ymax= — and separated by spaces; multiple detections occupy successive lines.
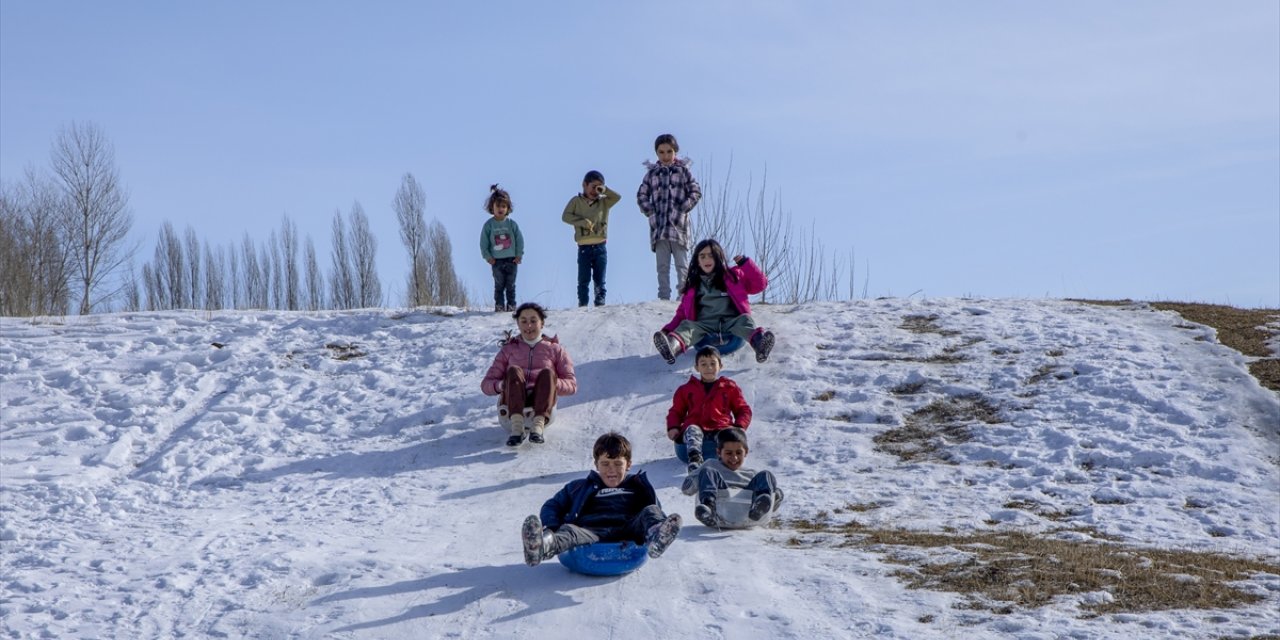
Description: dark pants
xmin=576 ymin=243 xmax=607 ymax=306
xmin=491 ymin=258 xmax=517 ymax=308
xmin=549 ymin=504 xmax=666 ymax=554
xmin=503 ymin=367 xmax=557 ymax=419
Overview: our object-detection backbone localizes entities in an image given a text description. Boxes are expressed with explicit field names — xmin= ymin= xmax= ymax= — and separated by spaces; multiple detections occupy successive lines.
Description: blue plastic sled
xmin=558 ymin=542 xmax=649 ymax=576
xmin=694 ymin=332 xmax=746 ymax=356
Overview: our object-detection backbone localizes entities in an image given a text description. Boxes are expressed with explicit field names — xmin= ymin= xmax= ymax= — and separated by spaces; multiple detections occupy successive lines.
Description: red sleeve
xmin=667 ymin=383 xmax=691 ymax=429
xmin=728 ymin=381 xmax=752 ymax=428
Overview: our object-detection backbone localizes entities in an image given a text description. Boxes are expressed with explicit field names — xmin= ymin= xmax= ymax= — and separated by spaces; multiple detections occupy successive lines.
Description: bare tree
xmin=746 ymin=173 xmax=791 ymax=304
xmin=328 ymin=209 xmax=355 ymax=310
xmin=121 ymin=263 xmax=141 ymax=312
xmin=0 ymin=169 xmax=71 ymax=316
xmin=145 ymin=221 xmax=187 ymax=310
xmin=426 ymin=220 xmax=467 ymax=307
xmin=203 ymin=241 xmax=225 ymax=311
xmin=394 ymin=173 xmax=430 ymax=307
xmin=348 ymin=202 xmax=382 ymax=308
xmin=184 ymin=226 xmax=201 ymax=309
xmin=693 ymin=156 xmax=745 ymax=252
xmin=227 ymin=244 xmax=241 ymax=310
xmin=50 ymin=121 xmax=134 ymax=314
xmin=266 ymin=231 xmax=282 ymax=309
xmin=241 ymin=232 xmax=264 ymax=309
xmin=303 ymin=236 xmax=322 ymax=311
xmin=280 ymin=215 xmax=299 ymax=310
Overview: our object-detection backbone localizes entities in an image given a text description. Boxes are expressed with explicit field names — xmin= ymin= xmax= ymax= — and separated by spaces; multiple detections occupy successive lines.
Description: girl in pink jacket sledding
xmin=653 ymin=239 xmax=776 ymax=365
xmin=482 ymin=303 xmax=578 ymax=446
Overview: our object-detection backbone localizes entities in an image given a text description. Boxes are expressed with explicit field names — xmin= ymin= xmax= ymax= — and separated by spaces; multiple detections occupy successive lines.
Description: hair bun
xmin=490 ymin=184 xmax=500 ymax=192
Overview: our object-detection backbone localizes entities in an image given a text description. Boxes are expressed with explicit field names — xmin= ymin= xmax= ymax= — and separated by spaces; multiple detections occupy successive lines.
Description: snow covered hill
xmin=2 ymin=299 xmax=1278 ymax=639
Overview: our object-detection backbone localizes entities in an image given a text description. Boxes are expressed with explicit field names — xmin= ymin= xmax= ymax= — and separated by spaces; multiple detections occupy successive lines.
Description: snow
xmin=2 ymin=299 xmax=1278 ymax=639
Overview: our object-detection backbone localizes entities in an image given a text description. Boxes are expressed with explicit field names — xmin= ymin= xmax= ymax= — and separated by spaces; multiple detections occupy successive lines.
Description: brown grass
xmin=900 ymin=314 xmax=960 ymax=336
xmin=874 ymin=395 xmax=1002 ymax=462
xmin=781 ymin=517 xmax=1280 ymax=616
xmin=1071 ymin=299 xmax=1280 ymax=392
xmin=325 ymin=342 xmax=367 ymax=361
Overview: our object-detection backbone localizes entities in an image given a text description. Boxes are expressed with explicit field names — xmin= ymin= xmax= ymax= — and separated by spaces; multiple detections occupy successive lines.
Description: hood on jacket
xmin=642 ymin=157 xmax=692 ymax=170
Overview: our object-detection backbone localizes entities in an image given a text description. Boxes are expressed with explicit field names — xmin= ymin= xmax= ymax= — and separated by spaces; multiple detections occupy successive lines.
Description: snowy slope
xmin=2 ymin=299 xmax=1278 ymax=639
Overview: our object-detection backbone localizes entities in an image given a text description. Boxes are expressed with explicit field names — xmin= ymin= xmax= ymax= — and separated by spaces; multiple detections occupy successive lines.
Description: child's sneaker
xmin=521 ymin=515 xmax=549 ymax=566
xmin=506 ymin=433 xmax=526 ymax=446
xmin=645 ymin=514 xmax=681 ymax=558
xmin=528 ymin=416 xmax=546 ymax=444
xmin=653 ymin=331 xmax=678 ymax=365
xmin=694 ymin=500 xmax=720 ymax=527
xmin=748 ymin=493 xmax=774 ymax=521
xmin=750 ymin=330 xmax=775 ymax=363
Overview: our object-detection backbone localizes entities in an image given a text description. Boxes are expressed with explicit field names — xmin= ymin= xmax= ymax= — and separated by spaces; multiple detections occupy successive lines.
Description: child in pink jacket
xmin=482 ymin=303 xmax=577 ymax=446
xmin=653 ymin=238 xmax=776 ymax=365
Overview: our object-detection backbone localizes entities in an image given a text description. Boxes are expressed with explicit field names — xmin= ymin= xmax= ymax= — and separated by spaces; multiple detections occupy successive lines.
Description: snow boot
xmin=653 ymin=331 xmax=678 ymax=365
xmin=681 ymin=467 xmax=700 ymax=496
xmin=521 ymin=515 xmax=554 ymax=566
xmin=506 ymin=413 xmax=526 ymax=446
xmin=528 ymin=415 xmax=546 ymax=444
xmin=748 ymin=493 xmax=774 ymax=521
xmin=750 ymin=330 xmax=775 ymax=363
xmin=645 ymin=514 xmax=682 ymax=559
xmin=694 ymin=494 xmax=720 ymax=527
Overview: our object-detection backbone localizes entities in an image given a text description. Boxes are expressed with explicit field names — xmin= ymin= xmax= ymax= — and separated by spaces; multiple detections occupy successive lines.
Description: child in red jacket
xmin=666 ymin=346 xmax=752 ymax=482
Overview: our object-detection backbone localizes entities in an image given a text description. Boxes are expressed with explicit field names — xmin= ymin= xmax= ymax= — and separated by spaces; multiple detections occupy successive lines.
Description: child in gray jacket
xmin=685 ymin=427 xmax=784 ymax=527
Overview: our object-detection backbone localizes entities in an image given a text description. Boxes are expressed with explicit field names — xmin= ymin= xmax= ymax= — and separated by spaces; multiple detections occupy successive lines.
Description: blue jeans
xmin=577 ymin=244 xmax=607 ymax=306
xmin=673 ymin=439 xmax=719 ymax=465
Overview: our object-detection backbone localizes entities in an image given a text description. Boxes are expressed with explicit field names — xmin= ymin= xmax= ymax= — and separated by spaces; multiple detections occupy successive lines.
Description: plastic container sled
xmin=558 ymin=541 xmax=650 ymax=576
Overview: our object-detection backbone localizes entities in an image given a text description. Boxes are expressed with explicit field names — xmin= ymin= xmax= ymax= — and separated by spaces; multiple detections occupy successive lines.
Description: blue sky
xmin=3 ymin=1 xmax=1277 ymax=309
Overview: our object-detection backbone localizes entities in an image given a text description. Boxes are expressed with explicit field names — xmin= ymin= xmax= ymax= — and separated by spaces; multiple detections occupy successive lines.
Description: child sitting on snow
xmin=521 ymin=432 xmax=682 ymax=566
xmin=686 ymin=428 xmax=784 ymax=527
xmin=666 ymin=345 xmax=752 ymax=478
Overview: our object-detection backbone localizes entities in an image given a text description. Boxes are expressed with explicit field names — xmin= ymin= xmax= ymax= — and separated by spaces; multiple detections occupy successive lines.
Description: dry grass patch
xmin=781 ymin=518 xmax=1280 ymax=616
xmin=325 ymin=342 xmax=367 ymax=361
xmin=875 ymin=395 xmax=1002 ymax=462
xmin=900 ymin=314 xmax=960 ymax=336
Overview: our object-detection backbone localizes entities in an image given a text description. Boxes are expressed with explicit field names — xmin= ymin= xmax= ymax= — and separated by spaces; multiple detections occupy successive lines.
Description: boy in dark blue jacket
xmin=521 ymin=432 xmax=682 ymax=566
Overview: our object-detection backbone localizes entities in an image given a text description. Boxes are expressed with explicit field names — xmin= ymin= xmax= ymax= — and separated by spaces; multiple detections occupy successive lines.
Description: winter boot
xmin=506 ymin=413 xmax=526 ymax=447
xmin=528 ymin=415 xmax=547 ymax=444
xmin=653 ymin=331 xmax=679 ymax=365
xmin=521 ymin=515 xmax=554 ymax=566
xmin=694 ymin=494 xmax=720 ymax=527
xmin=645 ymin=514 xmax=682 ymax=559
xmin=750 ymin=330 xmax=776 ymax=363
xmin=681 ymin=467 xmax=700 ymax=496
xmin=748 ymin=493 xmax=774 ymax=521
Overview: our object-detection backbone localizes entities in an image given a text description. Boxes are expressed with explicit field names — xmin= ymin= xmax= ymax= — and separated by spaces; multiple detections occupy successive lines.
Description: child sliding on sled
xmin=654 ymin=238 xmax=776 ymax=364
xmin=686 ymin=428 xmax=784 ymax=527
xmin=667 ymin=346 xmax=752 ymax=481
xmin=521 ymin=432 xmax=682 ymax=566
